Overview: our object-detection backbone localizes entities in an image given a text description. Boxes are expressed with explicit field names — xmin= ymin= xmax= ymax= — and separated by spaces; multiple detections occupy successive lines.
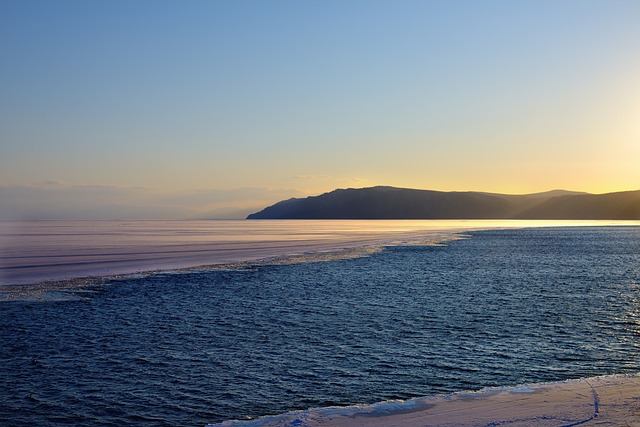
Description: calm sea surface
xmin=1 ymin=225 xmax=640 ymax=426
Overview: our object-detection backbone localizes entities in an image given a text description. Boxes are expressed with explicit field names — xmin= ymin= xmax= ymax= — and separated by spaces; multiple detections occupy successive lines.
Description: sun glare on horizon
xmin=1 ymin=1 xmax=639 ymax=219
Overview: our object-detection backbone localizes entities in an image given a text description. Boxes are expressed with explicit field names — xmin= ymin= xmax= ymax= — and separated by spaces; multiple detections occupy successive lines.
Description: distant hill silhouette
xmin=246 ymin=186 xmax=640 ymax=220
xmin=513 ymin=190 xmax=640 ymax=219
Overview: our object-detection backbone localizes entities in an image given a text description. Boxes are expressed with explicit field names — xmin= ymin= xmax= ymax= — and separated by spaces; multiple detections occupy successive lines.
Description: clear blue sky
xmin=1 ymin=0 xmax=639 ymax=218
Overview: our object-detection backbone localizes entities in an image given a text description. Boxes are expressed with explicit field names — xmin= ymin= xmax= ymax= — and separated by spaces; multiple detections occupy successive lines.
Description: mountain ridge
xmin=246 ymin=186 xmax=640 ymax=220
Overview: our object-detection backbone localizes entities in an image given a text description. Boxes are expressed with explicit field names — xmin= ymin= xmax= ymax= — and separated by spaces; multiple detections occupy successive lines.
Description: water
xmin=1 ymin=226 xmax=640 ymax=426
xmin=0 ymin=219 xmax=620 ymax=288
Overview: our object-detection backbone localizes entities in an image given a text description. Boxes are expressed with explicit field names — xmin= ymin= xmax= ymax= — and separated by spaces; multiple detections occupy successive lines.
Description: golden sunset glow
xmin=1 ymin=1 xmax=639 ymax=219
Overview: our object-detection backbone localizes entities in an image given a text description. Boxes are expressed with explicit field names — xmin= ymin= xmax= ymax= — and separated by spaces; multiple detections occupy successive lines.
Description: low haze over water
xmin=1 ymin=222 xmax=640 ymax=426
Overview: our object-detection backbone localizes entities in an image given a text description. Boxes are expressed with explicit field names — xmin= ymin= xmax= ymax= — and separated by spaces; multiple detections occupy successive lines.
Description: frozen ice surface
xmin=208 ymin=374 xmax=640 ymax=427
xmin=0 ymin=219 xmax=482 ymax=287
xmin=1 ymin=219 xmax=632 ymax=293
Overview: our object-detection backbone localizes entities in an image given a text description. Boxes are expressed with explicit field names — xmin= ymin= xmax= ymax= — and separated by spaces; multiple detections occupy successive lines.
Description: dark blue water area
xmin=2 ymin=227 xmax=640 ymax=426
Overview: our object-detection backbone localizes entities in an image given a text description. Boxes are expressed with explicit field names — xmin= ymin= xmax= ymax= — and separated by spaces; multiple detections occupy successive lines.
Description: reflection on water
xmin=1 ymin=219 xmax=636 ymax=289
xmin=1 ymin=226 xmax=639 ymax=426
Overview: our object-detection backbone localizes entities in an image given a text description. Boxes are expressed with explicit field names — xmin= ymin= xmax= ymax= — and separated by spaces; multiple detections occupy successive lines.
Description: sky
xmin=1 ymin=0 xmax=639 ymax=219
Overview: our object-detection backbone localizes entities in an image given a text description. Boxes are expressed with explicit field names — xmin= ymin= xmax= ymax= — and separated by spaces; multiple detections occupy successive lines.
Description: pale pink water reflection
xmin=0 ymin=219 xmax=634 ymax=287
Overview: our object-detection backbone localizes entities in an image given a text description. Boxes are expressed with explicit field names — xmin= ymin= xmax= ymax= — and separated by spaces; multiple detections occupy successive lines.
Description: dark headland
xmin=247 ymin=186 xmax=640 ymax=220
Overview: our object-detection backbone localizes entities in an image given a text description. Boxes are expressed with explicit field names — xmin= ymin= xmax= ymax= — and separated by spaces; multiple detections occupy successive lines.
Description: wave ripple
xmin=1 ymin=226 xmax=640 ymax=426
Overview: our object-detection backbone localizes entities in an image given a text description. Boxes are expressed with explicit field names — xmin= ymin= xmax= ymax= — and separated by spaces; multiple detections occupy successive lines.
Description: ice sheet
xmin=1 ymin=219 xmax=633 ymax=289
xmin=208 ymin=374 xmax=640 ymax=427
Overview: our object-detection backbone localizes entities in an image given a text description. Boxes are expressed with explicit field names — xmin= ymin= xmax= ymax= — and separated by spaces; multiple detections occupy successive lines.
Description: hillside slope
xmin=247 ymin=186 xmax=640 ymax=220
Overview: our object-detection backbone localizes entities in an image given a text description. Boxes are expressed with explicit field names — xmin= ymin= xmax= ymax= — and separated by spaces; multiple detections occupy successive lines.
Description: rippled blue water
xmin=2 ymin=227 xmax=640 ymax=426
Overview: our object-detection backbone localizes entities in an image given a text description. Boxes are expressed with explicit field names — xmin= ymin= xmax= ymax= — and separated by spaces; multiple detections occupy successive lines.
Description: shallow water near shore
xmin=1 ymin=225 xmax=640 ymax=426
